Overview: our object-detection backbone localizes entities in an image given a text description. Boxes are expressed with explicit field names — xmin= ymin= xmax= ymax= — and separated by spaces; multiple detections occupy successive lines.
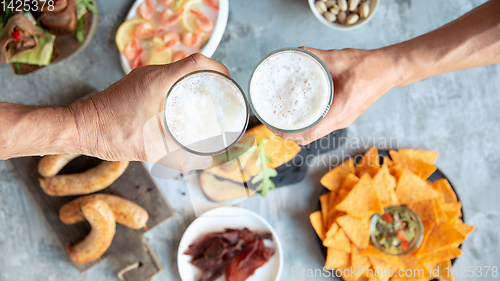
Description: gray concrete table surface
xmin=1 ymin=0 xmax=499 ymax=280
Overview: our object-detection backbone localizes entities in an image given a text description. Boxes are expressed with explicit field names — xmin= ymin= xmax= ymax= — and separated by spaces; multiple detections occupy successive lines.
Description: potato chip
xmin=408 ymin=200 xmax=435 ymax=222
xmin=351 ymin=244 xmax=371 ymax=276
xmin=389 ymin=150 xmax=437 ymax=180
xmin=420 ymin=248 xmax=462 ymax=266
xmin=336 ymin=174 xmax=384 ymax=219
xmin=398 ymin=149 xmax=439 ymax=165
xmin=355 ymin=147 xmax=380 ymax=178
xmin=310 ymin=211 xmax=325 ymax=241
xmin=395 ymin=170 xmax=440 ymax=204
xmin=341 ymin=173 xmax=360 ymax=191
xmin=433 ymin=179 xmax=457 ymax=203
xmin=321 ymin=158 xmax=355 ymax=193
xmin=420 ymin=223 xmax=465 ymax=257
xmin=326 ymin=222 xmax=340 ymax=238
xmin=324 ymin=228 xmax=352 ymax=253
xmin=337 ymin=215 xmax=371 ymax=250
xmin=434 ymin=260 xmax=453 ymax=281
xmin=455 ymin=219 xmax=475 ymax=237
xmin=372 ymin=165 xmax=398 ymax=206
xmin=325 ymin=247 xmax=350 ymax=269
xmin=415 ymin=220 xmax=436 ymax=258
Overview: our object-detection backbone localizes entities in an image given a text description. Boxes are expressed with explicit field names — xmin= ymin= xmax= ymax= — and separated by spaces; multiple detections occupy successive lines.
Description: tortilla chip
xmin=398 ymin=149 xmax=439 ymax=165
xmin=382 ymin=156 xmax=393 ymax=167
xmin=420 ymin=248 xmax=462 ymax=266
xmin=408 ymin=200 xmax=435 ymax=222
xmin=441 ymin=202 xmax=462 ymax=213
xmin=351 ymin=244 xmax=371 ymax=276
xmin=360 ymin=245 xmax=404 ymax=269
xmin=310 ymin=211 xmax=325 ymax=241
xmin=432 ymin=179 xmax=457 ymax=203
xmin=415 ymin=220 xmax=436 ymax=258
xmin=455 ymin=219 xmax=475 ymax=237
xmin=432 ymin=199 xmax=448 ymax=224
xmin=393 ymin=255 xmax=431 ymax=279
xmin=321 ymin=158 xmax=355 ymax=193
xmin=324 ymin=228 xmax=352 ymax=253
xmin=336 ymin=174 xmax=383 ymax=219
xmin=341 ymin=173 xmax=360 ymax=191
xmin=326 ymin=222 xmax=340 ymax=238
xmin=442 ymin=202 xmax=461 ymax=223
xmin=320 ymin=192 xmax=331 ymax=228
xmin=395 ymin=170 xmax=440 ymax=204
xmin=389 ymin=150 xmax=437 ymax=180
xmin=325 ymin=247 xmax=350 ymax=269
xmin=335 ymin=265 xmax=362 ymax=281
xmin=434 ymin=260 xmax=453 ymax=281
xmin=355 ymin=147 xmax=380 ymax=178
xmin=337 ymin=215 xmax=371 ymax=250
xmin=338 ymin=189 xmax=351 ymax=201
xmin=372 ymin=165 xmax=398 ymax=206
xmin=365 ymin=262 xmax=390 ymax=281
xmin=420 ymin=223 xmax=465 ymax=257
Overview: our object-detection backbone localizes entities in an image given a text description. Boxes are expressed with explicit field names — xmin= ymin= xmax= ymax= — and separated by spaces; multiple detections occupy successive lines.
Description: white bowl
xmin=120 ymin=0 xmax=229 ymax=74
xmin=308 ymin=0 xmax=379 ymax=31
xmin=177 ymin=207 xmax=283 ymax=281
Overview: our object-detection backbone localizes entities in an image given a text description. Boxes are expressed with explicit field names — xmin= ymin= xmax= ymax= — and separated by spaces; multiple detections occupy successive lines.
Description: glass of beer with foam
xmin=248 ymin=48 xmax=334 ymax=133
xmin=163 ymin=70 xmax=250 ymax=156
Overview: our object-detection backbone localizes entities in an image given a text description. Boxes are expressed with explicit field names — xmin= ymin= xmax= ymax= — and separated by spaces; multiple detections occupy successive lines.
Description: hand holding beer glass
xmin=68 ymin=53 xmax=231 ymax=172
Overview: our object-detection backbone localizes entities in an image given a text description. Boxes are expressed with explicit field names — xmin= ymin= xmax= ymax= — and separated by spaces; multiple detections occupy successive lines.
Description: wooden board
xmin=9 ymin=156 xmax=173 ymax=281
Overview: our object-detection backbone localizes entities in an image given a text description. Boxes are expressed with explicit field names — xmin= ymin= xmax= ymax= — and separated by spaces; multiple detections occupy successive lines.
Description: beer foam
xmin=250 ymin=50 xmax=331 ymax=131
xmin=165 ymin=72 xmax=247 ymax=153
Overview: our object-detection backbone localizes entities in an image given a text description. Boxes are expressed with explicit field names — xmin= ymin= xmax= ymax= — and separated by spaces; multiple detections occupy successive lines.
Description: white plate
xmin=120 ymin=0 xmax=229 ymax=74
xmin=177 ymin=207 xmax=283 ymax=281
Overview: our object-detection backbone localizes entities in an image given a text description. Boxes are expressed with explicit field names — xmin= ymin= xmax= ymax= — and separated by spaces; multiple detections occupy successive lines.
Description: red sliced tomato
xmin=401 ymin=240 xmax=408 ymax=250
xmin=396 ymin=229 xmax=407 ymax=241
xmin=12 ymin=30 xmax=22 ymax=42
xmin=382 ymin=212 xmax=393 ymax=222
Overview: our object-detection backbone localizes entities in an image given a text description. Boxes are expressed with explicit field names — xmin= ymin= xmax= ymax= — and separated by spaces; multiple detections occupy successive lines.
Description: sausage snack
xmin=39 ymin=161 xmax=129 ymax=196
xmin=60 ymin=194 xmax=149 ymax=229
xmin=68 ymin=198 xmax=116 ymax=264
xmin=37 ymin=154 xmax=82 ymax=177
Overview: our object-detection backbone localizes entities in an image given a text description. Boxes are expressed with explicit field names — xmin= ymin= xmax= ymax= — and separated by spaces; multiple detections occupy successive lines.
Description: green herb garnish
xmin=76 ymin=17 xmax=85 ymax=43
xmin=13 ymin=62 xmax=21 ymax=74
xmin=251 ymin=138 xmax=278 ymax=196
xmin=83 ymin=0 xmax=98 ymax=15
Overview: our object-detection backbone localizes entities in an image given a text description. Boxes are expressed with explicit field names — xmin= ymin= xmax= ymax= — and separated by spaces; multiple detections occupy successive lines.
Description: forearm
xmin=384 ymin=0 xmax=500 ymax=86
xmin=0 ymin=103 xmax=80 ymax=159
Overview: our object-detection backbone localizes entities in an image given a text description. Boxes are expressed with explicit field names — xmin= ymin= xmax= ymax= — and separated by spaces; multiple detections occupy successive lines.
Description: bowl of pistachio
xmin=308 ymin=0 xmax=379 ymax=30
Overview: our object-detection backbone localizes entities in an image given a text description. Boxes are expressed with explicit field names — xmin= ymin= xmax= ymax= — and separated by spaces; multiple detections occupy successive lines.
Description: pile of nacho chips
xmin=310 ymin=147 xmax=475 ymax=281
